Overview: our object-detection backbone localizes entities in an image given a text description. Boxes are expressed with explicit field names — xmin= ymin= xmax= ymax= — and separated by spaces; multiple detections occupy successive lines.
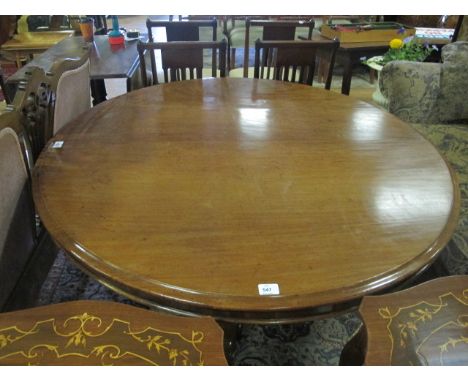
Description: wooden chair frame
xmin=146 ymin=18 xmax=219 ymax=85
xmin=253 ymin=39 xmax=339 ymax=88
xmin=242 ymin=18 xmax=315 ymax=77
xmin=137 ymin=40 xmax=227 ymax=85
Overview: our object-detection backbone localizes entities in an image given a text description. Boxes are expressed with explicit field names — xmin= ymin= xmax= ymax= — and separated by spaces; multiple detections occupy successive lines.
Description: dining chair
xmin=253 ymin=39 xmax=340 ymax=88
xmin=145 ymin=18 xmax=220 ymax=86
xmin=137 ymin=40 xmax=227 ymax=85
xmin=0 ymin=300 xmax=228 ymax=365
xmin=228 ymin=18 xmax=315 ymax=78
xmin=48 ymin=54 xmax=91 ymax=138
xmin=4 ymin=65 xmax=52 ymax=166
xmin=340 ymin=275 xmax=468 ymax=366
xmin=146 ymin=18 xmax=218 ymax=43
xmin=0 ymin=116 xmax=57 ymax=314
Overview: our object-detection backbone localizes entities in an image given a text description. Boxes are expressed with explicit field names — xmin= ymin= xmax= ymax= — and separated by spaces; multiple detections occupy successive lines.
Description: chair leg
xmin=339 ymin=325 xmax=366 ymax=366
xmin=230 ymin=48 xmax=236 ymax=70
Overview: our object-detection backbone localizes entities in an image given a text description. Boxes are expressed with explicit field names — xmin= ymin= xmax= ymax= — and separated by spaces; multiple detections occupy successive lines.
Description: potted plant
xmin=364 ymin=37 xmax=434 ymax=106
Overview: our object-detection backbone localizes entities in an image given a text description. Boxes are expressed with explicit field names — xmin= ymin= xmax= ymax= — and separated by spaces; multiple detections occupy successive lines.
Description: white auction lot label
xmin=258 ymin=283 xmax=280 ymax=296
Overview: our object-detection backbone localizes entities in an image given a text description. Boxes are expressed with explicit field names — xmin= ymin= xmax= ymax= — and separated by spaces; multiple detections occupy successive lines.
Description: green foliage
xmin=375 ymin=40 xmax=434 ymax=65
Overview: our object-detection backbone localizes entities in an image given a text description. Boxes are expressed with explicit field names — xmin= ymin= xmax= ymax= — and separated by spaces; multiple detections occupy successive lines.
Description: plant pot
xmin=366 ymin=57 xmax=388 ymax=108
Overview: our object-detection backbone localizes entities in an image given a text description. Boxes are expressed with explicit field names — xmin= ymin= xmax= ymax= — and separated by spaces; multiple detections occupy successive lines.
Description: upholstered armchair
xmin=379 ymin=41 xmax=468 ymax=123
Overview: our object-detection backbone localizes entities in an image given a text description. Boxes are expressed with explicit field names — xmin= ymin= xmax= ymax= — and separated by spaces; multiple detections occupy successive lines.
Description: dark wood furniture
xmin=242 ymin=19 xmax=315 ymax=77
xmin=32 ymin=78 xmax=459 ymax=324
xmin=145 ymin=18 xmax=218 ymax=86
xmin=137 ymin=40 xmax=227 ymax=84
xmin=335 ymin=41 xmax=390 ymax=95
xmin=253 ymin=39 xmax=339 ymax=88
xmin=341 ymin=276 xmax=468 ymax=366
xmin=146 ymin=18 xmax=218 ymax=43
xmin=5 ymin=35 xmax=144 ymax=105
xmin=0 ymin=300 xmax=227 ymax=365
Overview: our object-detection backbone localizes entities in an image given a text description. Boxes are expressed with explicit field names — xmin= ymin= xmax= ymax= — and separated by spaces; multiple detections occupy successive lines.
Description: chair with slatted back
xmin=0 ymin=113 xmax=57 ymax=313
xmin=146 ymin=18 xmax=218 ymax=43
xmin=0 ymin=300 xmax=228 ymax=365
xmin=145 ymin=19 xmax=219 ymax=84
xmin=340 ymin=275 xmax=468 ymax=366
xmin=253 ymin=39 xmax=339 ymax=88
xmin=137 ymin=40 xmax=227 ymax=85
xmin=228 ymin=18 xmax=315 ymax=78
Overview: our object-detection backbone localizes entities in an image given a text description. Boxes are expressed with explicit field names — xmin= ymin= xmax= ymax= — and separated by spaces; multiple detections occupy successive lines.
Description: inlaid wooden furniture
xmin=0 ymin=31 xmax=75 ymax=68
xmin=240 ymin=19 xmax=315 ymax=78
xmin=5 ymin=35 xmax=144 ymax=105
xmin=253 ymin=39 xmax=339 ymax=88
xmin=0 ymin=300 xmax=227 ymax=365
xmin=137 ymin=40 xmax=227 ymax=84
xmin=341 ymin=275 xmax=468 ymax=366
xmin=32 ymin=78 xmax=459 ymax=324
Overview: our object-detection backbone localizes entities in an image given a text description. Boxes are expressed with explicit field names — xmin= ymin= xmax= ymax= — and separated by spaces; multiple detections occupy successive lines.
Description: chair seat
xmin=0 ymin=300 xmax=228 ymax=365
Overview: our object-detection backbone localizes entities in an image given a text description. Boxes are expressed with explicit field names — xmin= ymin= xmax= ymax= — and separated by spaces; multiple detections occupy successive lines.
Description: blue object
xmin=108 ymin=16 xmax=123 ymax=37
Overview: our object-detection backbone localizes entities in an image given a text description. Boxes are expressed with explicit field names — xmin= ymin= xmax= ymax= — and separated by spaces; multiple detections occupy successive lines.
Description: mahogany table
xmin=32 ymin=78 xmax=459 ymax=324
xmin=5 ymin=35 xmax=144 ymax=105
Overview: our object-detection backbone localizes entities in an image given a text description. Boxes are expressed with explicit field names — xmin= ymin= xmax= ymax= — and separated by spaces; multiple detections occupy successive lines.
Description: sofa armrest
xmin=379 ymin=61 xmax=441 ymax=123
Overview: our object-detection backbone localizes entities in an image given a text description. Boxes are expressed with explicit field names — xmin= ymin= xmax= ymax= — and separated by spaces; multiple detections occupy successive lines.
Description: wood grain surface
xmin=0 ymin=300 xmax=227 ymax=365
xmin=32 ymin=78 xmax=459 ymax=323
xmin=359 ymin=275 xmax=468 ymax=365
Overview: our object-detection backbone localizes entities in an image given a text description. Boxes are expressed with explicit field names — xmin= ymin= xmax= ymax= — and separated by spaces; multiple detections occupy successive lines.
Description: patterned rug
xmin=33 ymin=121 xmax=467 ymax=366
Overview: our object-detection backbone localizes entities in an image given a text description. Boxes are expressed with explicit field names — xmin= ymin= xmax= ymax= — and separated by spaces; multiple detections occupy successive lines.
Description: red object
xmin=108 ymin=35 xmax=125 ymax=45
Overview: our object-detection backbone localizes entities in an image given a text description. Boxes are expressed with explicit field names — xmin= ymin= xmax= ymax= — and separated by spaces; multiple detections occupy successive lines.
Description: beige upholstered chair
xmin=137 ymin=40 xmax=227 ymax=85
xmin=49 ymin=55 xmax=91 ymax=136
xmin=0 ymin=123 xmax=36 ymax=311
xmin=253 ymin=39 xmax=339 ymax=88
xmin=0 ymin=300 xmax=228 ymax=365
xmin=0 ymin=83 xmax=58 ymax=313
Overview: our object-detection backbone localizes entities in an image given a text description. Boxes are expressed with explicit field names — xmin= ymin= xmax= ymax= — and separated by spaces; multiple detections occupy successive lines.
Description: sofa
xmin=379 ymin=41 xmax=468 ymax=124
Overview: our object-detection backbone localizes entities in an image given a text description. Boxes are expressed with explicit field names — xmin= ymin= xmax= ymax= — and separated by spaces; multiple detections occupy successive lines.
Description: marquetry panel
xmin=361 ymin=276 xmax=468 ymax=366
xmin=0 ymin=301 xmax=227 ymax=365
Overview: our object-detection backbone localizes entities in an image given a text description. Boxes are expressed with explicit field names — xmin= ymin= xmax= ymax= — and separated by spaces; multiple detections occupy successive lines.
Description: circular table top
xmin=33 ymin=78 xmax=459 ymax=323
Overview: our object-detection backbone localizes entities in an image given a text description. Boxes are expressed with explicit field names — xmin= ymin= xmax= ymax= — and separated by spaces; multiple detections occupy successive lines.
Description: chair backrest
xmin=6 ymin=66 xmax=53 ymax=166
xmin=342 ymin=275 xmax=468 ymax=366
xmin=146 ymin=18 xmax=218 ymax=43
xmin=243 ymin=18 xmax=315 ymax=77
xmin=0 ymin=300 xmax=228 ymax=365
xmin=0 ymin=122 xmax=36 ymax=311
xmin=137 ymin=40 xmax=227 ymax=85
xmin=49 ymin=54 xmax=91 ymax=137
xmin=253 ymin=39 xmax=339 ymax=88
